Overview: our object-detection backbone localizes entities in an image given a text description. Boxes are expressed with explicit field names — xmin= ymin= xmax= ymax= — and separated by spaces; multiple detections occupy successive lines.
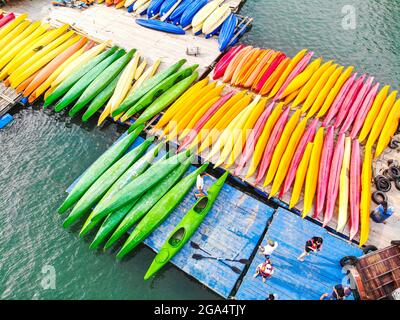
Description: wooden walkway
xmin=235 ymin=207 xmax=363 ymax=300
xmin=0 ymin=83 xmax=20 ymax=117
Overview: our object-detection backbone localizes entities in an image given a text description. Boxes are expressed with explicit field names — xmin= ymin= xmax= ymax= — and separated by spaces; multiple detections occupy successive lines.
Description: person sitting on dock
xmin=258 ymin=240 xmax=278 ymax=259
xmin=297 ymin=236 xmax=323 ymax=262
xmin=320 ymin=284 xmax=352 ymax=300
xmin=195 ymin=172 xmax=207 ymax=199
xmin=253 ymin=259 xmax=274 ymax=283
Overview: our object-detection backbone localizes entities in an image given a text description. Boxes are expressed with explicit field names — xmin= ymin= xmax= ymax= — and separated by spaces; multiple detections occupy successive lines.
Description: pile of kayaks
xmin=0 ymin=12 xmax=199 ymax=124
xmin=99 ymin=0 xmax=249 ymax=51
xmin=58 ymin=126 xmax=227 ymax=279
xmin=151 ymin=55 xmax=400 ymax=246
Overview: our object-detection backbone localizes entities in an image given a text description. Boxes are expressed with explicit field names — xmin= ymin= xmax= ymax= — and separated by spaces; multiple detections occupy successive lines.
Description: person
xmin=195 ymin=172 xmax=207 ymax=199
xmin=320 ymin=285 xmax=352 ymax=300
xmin=253 ymin=259 xmax=274 ymax=283
xmin=266 ymin=293 xmax=278 ymax=300
xmin=259 ymin=239 xmax=278 ymax=259
xmin=297 ymin=236 xmax=323 ymax=261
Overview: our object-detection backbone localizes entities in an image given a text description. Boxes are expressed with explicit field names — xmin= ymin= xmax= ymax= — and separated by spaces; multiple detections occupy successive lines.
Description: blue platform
xmin=235 ymin=208 xmax=363 ymax=300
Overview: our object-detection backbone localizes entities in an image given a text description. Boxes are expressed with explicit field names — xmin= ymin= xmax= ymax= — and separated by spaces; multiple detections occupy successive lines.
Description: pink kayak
xmin=349 ymin=140 xmax=361 ymax=240
xmin=235 ymin=101 xmax=276 ymax=176
xmin=177 ymin=91 xmax=234 ymax=152
xmin=350 ymin=82 xmax=380 ymax=139
xmin=274 ymin=51 xmax=314 ymax=101
xmin=334 ymin=74 xmax=366 ymax=128
xmin=339 ymin=76 xmax=374 ymax=134
xmin=254 ymin=53 xmax=286 ymax=93
xmin=322 ymin=73 xmax=357 ymax=127
xmin=279 ymin=118 xmax=318 ymax=197
xmin=255 ymin=106 xmax=291 ymax=184
xmin=213 ymin=45 xmax=245 ymax=80
xmin=0 ymin=13 xmax=15 ymax=28
xmin=314 ymin=126 xmax=334 ymax=219
xmin=323 ymin=133 xmax=345 ymax=227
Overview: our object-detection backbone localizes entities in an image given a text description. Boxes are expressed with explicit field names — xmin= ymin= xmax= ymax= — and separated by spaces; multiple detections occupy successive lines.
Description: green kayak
xmin=116 ymin=163 xmax=209 ymax=259
xmin=144 ymin=171 xmax=228 ymax=280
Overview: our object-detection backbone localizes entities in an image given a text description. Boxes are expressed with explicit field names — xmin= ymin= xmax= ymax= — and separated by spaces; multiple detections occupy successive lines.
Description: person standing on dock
xmin=253 ymin=259 xmax=274 ymax=283
xmin=195 ymin=172 xmax=207 ymax=199
xmin=258 ymin=240 xmax=278 ymax=259
xmin=320 ymin=285 xmax=352 ymax=300
xmin=297 ymin=236 xmax=323 ymax=262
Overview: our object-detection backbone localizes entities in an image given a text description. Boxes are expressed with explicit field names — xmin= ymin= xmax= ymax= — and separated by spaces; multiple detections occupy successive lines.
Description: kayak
xmin=79 ymin=141 xmax=160 ymax=237
xmin=264 ymin=109 xmax=302 ymax=188
xmin=230 ymin=47 xmax=257 ymax=85
xmin=303 ymin=126 xmax=324 ymax=218
xmin=233 ymin=48 xmax=263 ymax=86
xmin=136 ymin=19 xmax=186 ymax=35
xmin=349 ymin=140 xmax=361 ymax=240
xmin=218 ymin=13 xmax=237 ymax=52
xmin=104 ymin=156 xmax=194 ymax=249
xmin=180 ymin=0 xmax=207 ymax=28
xmin=202 ymin=3 xmax=231 ymax=35
xmin=258 ymin=57 xmax=291 ymax=96
xmin=337 ymin=137 xmax=351 ymax=232
xmin=359 ymin=146 xmax=372 ymax=246
xmin=280 ymin=119 xmax=318 ymax=197
xmin=117 ymin=163 xmax=209 ymax=259
xmin=213 ymin=45 xmax=244 ymax=80
xmin=144 ymin=170 xmax=228 ymax=279
xmin=223 ymin=46 xmax=253 ymax=83
xmin=58 ymin=127 xmax=143 ymax=214
xmin=192 ymin=0 xmax=224 ymax=34
xmin=241 ymin=50 xmax=273 ymax=88
xmin=170 ymin=0 xmax=193 ymax=24
xmin=0 ymin=12 xmax=15 ymax=28
xmin=62 ymin=137 xmax=153 ymax=228
xmin=147 ymin=0 xmax=165 ymax=18
xmin=358 ymin=85 xmax=390 ymax=142
xmin=314 ymin=126 xmax=334 ymax=219
xmin=323 ymin=133 xmax=345 ymax=227
xmin=245 ymin=102 xmax=283 ymax=178
xmin=289 ymin=142 xmax=313 ymax=209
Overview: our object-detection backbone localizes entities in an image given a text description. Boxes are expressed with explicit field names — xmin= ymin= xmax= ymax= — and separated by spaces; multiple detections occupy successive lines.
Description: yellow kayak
xmin=192 ymin=0 xmax=224 ymax=34
xmin=375 ymin=98 xmax=400 ymax=158
xmin=359 ymin=146 xmax=372 ymax=246
xmin=289 ymin=142 xmax=314 ymax=209
xmin=365 ymin=90 xmax=398 ymax=148
xmin=337 ymin=137 xmax=351 ymax=232
xmin=302 ymin=126 xmax=324 ymax=218
xmin=306 ymin=66 xmax=343 ymax=119
xmin=358 ymin=85 xmax=390 ymax=143
xmin=246 ymin=102 xmax=284 ymax=178
xmin=134 ymin=59 xmax=147 ymax=80
xmin=264 ymin=109 xmax=302 ymax=187
xmin=280 ymin=57 xmax=322 ymax=99
xmin=129 ymin=59 xmax=161 ymax=95
xmin=316 ymin=66 xmax=354 ymax=118
xmin=300 ymin=64 xmax=338 ymax=113
xmin=269 ymin=117 xmax=308 ymax=197
xmin=0 ymin=22 xmax=49 ymax=72
xmin=291 ymin=60 xmax=333 ymax=109
xmin=0 ymin=20 xmax=34 ymax=58
xmin=0 ymin=13 xmax=28 ymax=40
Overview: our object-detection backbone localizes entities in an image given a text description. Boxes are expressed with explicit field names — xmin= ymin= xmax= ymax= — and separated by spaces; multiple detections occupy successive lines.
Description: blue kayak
xmin=169 ymin=0 xmax=193 ymax=24
xmin=180 ymin=0 xmax=207 ymax=28
xmin=160 ymin=0 xmax=177 ymax=17
xmin=136 ymin=19 xmax=186 ymax=35
xmin=147 ymin=0 xmax=165 ymax=18
xmin=218 ymin=13 xmax=238 ymax=51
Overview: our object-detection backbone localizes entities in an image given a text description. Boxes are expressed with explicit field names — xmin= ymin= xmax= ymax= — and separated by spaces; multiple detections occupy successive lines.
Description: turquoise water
xmin=1 ymin=0 xmax=399 ymax=299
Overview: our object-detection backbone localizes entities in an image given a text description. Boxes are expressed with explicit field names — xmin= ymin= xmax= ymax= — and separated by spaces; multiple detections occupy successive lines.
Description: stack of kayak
xmin=58 ymin=126 xmax=228 ymax=279
xmin=99 ymin=0 xmax=249 ymax=51
xmin=150 ymin=63 xmax=399 ymax=246
xmin=0 ymin=12 xmax=199 ymax=124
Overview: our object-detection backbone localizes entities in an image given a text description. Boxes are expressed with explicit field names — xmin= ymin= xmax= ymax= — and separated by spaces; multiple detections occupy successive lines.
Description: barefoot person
xmin=253 ymin=259 xmax=274 ymax=283
xmin=195 ymin=172 xmax=207 ymax=199
xmin=297 ymin=236 xmax=323 ymax=262
xmin=258 ymin=240 xmax=278 ymax=259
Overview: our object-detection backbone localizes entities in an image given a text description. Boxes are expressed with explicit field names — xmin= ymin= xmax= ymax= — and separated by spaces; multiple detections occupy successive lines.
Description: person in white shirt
xmin=259 ymin=240 xmax=278 ymax=259
xmin=195 ymin=172 xmax=207 ymax=199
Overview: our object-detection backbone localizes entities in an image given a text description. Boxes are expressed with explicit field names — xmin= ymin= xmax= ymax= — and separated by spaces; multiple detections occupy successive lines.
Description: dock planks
xmin=235 ymin=207 xmax=363 ymax=300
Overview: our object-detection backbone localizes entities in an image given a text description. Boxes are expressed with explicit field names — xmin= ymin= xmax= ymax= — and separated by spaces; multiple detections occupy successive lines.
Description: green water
xmin=1 ymin=0 xmax=399 ymax=300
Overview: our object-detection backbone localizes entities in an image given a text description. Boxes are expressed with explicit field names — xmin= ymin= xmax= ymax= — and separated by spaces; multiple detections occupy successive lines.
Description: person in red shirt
xmin=297 ymin=236 xmax=323 ymax=262
xmin=253 ymin=259 xmax=274 ymax=283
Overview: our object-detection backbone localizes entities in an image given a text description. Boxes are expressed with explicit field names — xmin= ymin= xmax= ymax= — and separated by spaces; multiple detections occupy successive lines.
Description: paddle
xmin=192 ymin=253 xmax=250 ymax=264
xmin=190 ymin=241 xmax=250 ymax=263
xmin=192 ymin=254 xmax=242 ymax=274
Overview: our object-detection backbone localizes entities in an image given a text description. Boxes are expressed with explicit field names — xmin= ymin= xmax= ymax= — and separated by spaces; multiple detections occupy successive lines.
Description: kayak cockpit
xmin=194 ymin=197 xmax=209 ymax=213
xmin=168 ymin=227 xmax=186 ymax=247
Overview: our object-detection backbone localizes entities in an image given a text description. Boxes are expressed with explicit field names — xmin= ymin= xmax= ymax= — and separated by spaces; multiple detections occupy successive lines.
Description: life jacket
xmin=259 ymin=263 xmax=274 ymax=277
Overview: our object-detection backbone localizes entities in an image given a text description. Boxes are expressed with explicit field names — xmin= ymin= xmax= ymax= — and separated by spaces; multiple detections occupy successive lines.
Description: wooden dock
xmin=0 ymin=83 xmax=20 ymax=117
